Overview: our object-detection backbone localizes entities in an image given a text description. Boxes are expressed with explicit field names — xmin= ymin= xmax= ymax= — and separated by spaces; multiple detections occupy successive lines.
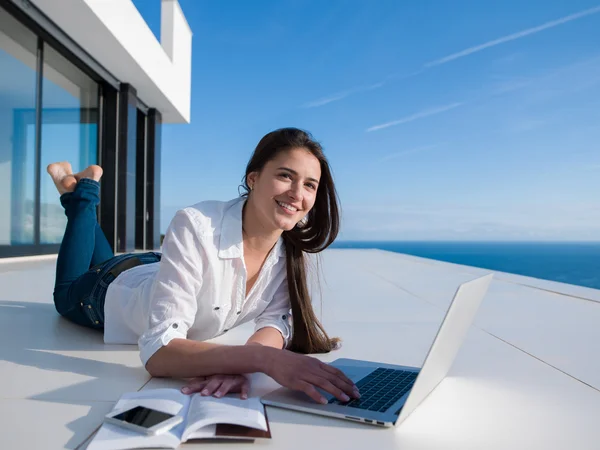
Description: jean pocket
xmin=81 ymin=297 xmax=104 ymax=328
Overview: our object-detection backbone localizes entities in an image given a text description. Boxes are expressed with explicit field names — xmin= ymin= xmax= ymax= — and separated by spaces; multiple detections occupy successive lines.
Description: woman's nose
xmin=289 ymin=183 xmax=303 ymax=200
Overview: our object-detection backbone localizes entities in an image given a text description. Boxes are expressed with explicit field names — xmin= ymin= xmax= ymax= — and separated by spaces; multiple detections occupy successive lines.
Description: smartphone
xmin=104 ymin=405 xmax=183 ymax=435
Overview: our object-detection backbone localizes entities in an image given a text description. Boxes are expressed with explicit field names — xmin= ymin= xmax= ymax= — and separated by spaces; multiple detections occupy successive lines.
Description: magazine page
xmin=182 ymin=395 xmax=267 ymax=442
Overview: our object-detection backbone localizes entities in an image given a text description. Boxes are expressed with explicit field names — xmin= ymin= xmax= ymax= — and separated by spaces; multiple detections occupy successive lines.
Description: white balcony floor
xmin=0 ymin=249 xmax=598 ymax=449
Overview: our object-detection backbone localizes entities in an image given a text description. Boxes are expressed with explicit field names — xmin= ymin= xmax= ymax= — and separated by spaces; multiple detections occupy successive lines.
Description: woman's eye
xmin=279 ymin=173 xmax=292 ymax=180
xmin=306 ymin=183 xmax=316 ymax=190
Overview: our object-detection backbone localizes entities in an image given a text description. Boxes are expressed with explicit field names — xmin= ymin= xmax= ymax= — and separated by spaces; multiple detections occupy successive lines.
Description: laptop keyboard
xmin=329 ymin=368 xmax=418 ymax=413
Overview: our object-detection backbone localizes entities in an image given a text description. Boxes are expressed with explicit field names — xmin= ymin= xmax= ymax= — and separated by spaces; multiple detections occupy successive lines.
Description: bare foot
xmin=74 ymin=165 xmax=103 ymax=183
xmin=47 ymin=162 xmax=77 ymax=195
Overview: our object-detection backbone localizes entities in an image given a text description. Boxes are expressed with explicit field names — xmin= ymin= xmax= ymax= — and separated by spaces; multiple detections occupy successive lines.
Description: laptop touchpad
xmin=335 ymin=365 xmax=375 ymax=383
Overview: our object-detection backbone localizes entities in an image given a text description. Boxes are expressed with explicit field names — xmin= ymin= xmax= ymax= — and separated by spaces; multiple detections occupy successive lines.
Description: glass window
xmin=40 ymin=44 xmax=98 ymax=243
xmin=0 ymin=7 xmax=38 ymax=245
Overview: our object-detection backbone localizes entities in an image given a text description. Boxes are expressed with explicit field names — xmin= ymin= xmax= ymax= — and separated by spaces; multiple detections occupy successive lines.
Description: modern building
xmin=0 ymin=0 xmax=192 ymax=258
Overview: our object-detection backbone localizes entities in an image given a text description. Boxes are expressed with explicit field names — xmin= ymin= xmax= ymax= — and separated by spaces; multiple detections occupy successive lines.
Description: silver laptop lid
xmin=396 ymin=274 xmax=493 ymax=426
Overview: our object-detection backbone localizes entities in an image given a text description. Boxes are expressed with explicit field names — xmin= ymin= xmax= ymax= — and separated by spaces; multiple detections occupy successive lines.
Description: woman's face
xmin=247 ymin=147 xmax=321 ymax=233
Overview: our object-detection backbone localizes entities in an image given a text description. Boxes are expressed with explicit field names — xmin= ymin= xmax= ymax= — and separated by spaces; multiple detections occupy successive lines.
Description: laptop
xmin=261 ymin=274 xmax=493 ymax=427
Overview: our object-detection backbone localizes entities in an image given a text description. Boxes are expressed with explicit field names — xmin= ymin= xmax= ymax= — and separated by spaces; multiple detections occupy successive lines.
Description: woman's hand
xmin=266 ymin=350 xmax=360 ymax=404
xmin=181 ymin=374 xmax=250 ymax=399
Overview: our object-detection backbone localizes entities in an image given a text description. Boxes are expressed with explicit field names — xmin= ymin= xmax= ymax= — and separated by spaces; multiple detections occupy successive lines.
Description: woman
xmin=48 ymin=127 xmax=359 ymax=405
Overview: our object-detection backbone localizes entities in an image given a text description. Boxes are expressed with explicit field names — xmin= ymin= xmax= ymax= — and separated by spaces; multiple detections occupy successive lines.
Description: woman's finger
xmin=297 ymin=381 xmax=327 ymax=405
xmin=214 ymin=377 xmax=237 ymax=398
xmin=240 ymin=378 xmax=250 ymax=400
xmin=321 ymin=369 xmax=359 ymax=398
xmin=201 ymin=377 xmax=225 ymax=396
xmin=321 ymin=363 xmax=357 ymax=390
xmin=305 ymin=374 xmax=350 ymax=402
xmin=181 ymin=377 xmax=208 ymax=395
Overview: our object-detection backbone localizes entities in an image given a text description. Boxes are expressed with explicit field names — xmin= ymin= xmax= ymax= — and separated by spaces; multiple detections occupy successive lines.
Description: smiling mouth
xmin=276 ymin=200 xmax=298 ymax=214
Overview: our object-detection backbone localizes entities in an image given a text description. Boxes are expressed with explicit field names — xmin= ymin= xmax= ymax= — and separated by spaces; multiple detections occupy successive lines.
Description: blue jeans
xmin=53 ymin=179 xmax=161 ymax=329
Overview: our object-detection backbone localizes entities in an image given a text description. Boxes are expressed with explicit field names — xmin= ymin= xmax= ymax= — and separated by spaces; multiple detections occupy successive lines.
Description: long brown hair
xmin=240 ymin=128 xmax=340 ymax=354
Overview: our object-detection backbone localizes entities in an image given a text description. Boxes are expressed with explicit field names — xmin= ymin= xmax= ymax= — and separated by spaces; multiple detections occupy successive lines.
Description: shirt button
xmin=282 ymin=315 xmax=287 ymax=320
xmin=214 ymin=306 xmax=220 ymax=310
xmin=172 ymin=323 xmax=178 ymax=329
xmin=223 ymin=329 xmax=228 ymax=333
xmin=236 ymin=311 xmax=241 ymax=315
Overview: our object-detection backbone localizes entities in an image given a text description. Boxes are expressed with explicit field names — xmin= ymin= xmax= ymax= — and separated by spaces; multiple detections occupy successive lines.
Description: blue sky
xmin=133 ymin=0 xmax=600 ymax=241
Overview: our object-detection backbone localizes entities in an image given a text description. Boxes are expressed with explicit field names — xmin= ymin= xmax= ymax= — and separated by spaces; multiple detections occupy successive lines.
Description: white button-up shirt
xmin=103 ymin=197 xmax=292 ymax=366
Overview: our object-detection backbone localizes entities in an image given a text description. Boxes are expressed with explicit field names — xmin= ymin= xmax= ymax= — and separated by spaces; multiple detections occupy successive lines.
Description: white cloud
xmin=506 ymin=118 xmax=548 ymax=133
xmin=302 ymin=82 xmax=386 ymax=108
xmin=366 ymin=103 xmax=463 ymax=132
xmin=301 ymin=6 xmax=600 ymax=109
xmin=488 ymin=76 xmax=534 ymax=95
xmin=424 ymin=6 xmax=600 ymax=68
xmin=302 ymin=71 xmax=422 ymax=109
xmin=302 ymin=91 xmax=354 ymax=108
xmin=375 ymin=145 xmax=439 ymax=163
xmin=492 ymin=52 xmax=523 ymax=66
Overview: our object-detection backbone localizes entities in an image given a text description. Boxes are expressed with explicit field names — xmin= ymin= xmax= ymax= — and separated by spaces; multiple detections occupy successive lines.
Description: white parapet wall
xmin=29 ymin=0 xmax=192 ymax=123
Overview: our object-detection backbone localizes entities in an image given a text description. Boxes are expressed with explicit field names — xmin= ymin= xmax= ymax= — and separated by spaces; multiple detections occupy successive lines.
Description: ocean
xmin=330 ymin=241 xmax=600 ymax=291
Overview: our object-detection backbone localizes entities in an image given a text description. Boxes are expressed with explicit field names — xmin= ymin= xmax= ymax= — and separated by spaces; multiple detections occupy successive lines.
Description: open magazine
xmin=87 ymin=388 xmax=271 ymax=449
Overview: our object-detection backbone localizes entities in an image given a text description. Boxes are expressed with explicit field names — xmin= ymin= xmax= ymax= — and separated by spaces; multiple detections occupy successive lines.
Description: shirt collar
xmin=218 ymin=197 xmax=285 ymax=261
